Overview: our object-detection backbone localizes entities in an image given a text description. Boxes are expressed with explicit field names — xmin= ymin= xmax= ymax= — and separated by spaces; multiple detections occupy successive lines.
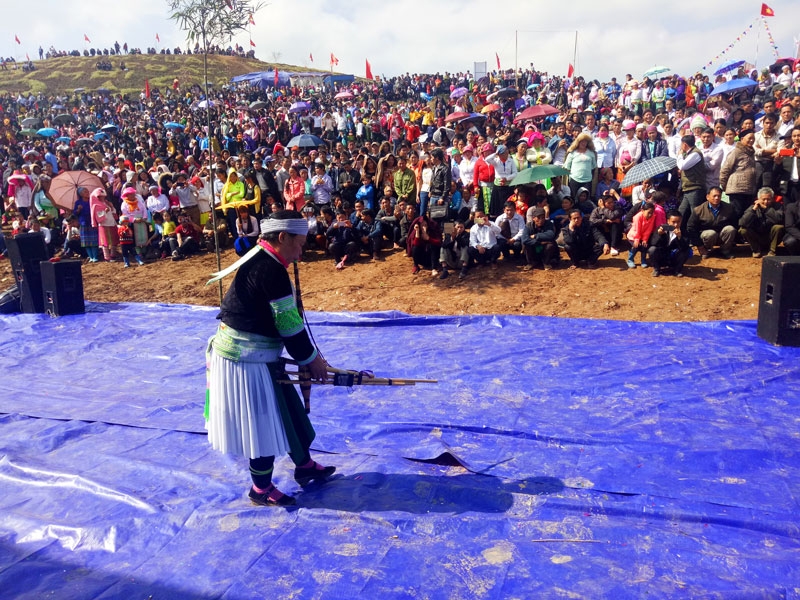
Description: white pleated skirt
xmin=205 ymin=348 xmax=290 ymax=459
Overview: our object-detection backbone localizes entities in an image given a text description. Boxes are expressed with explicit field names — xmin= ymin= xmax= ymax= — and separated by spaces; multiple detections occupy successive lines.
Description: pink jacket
xmin=627 ymin=209 xmax=659 ymax=244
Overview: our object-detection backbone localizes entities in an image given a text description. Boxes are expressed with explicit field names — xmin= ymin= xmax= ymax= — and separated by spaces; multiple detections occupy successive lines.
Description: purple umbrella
xmin=514 ymin=98 xmax=526 ymax=110
xmin=450 ymin=87 xmax=468 ymax=99
xmin=289 ymin=101 xmax=311 ymax=113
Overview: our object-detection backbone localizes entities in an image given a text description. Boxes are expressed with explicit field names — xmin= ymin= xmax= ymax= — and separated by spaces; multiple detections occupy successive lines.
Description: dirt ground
xmin=1 ymin=243 xmax=765 ymax=321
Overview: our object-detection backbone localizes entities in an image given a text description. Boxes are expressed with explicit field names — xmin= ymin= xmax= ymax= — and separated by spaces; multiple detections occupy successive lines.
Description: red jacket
xmin=473 ymin=157 xmax=495 ymax=193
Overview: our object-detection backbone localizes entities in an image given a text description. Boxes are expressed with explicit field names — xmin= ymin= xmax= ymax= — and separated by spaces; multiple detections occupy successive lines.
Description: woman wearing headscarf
xmin=90 ymin=187 xmax=120 ymax=262
xmin=720 ymin=128 xmax=757 ymax=223
xmin=564 ymin=132 xmax=598 ymax=199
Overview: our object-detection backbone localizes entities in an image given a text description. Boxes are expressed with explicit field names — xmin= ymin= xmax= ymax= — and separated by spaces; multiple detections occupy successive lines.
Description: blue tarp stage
xmin=1 ymin=303 xmax=799 ymax=598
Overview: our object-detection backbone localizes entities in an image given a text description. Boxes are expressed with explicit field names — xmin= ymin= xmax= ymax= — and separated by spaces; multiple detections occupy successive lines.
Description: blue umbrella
xmin=289 ymin=101 xmax=311 ymax=113
xmin=714 ymin=60 xmax=745 ymax=76
xmin=37 ymin=127 xmax=59 ymax=137
xmin=56 ymin=136 xmax=72 ymax=142
xmin=164 ymin=122 xmax=185 ymax=130
xmin=643 ymin=65 xmax=671 ymax=79
xmin=460 ymin=112 xmax=487 ymax=125
xmin=93 ymin=132 xmax=109 ymax=141
xmin=708 ymin=78 xmax=758 ymax=97
xmin=101 ymin=124 xmax=118 ymax=133
xmin=287 ymin=134 xmax=325 ymax=148
xmin=419 ymin=92 xmax=432 ymax=101
xmin=526 ymin=83 xmax=540 ymax=90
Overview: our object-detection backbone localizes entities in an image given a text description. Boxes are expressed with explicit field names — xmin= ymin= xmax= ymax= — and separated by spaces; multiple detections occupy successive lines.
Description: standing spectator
xmin=117 ymin=215 xmax=143 ymax=267
xmin=720 ymin=128 xmax=757 ymax=223
xmin=564 ymin=133 xmax=597 ymax=199
xmin=90 ymin=187 xmax=119 ymax=262
xmin=773 ymin=126 xmax=800 ymax=205
xmin=677 ymin=134 xmax=707 ymax=228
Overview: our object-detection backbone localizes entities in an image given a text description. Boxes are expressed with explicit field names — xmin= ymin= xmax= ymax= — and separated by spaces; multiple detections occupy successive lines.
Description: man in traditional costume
xmin=205 ymin=210 xmax=334 ymax=507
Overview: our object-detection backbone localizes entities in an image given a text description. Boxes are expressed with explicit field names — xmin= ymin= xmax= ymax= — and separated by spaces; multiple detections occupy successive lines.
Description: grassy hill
xmin=0 ymin=54 xmax=331 ymax=96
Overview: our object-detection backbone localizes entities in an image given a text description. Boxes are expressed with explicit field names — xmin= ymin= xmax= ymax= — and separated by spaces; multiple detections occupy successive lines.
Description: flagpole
xmin=755 ymin=17 xmax=761 ymax=70
xmin=515 ymin=30 xmax=518 ymax=89
xmin=573 ymin=31 xmax=578 ymax=76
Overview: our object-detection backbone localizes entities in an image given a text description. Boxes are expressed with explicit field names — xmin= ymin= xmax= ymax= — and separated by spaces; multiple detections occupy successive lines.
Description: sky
xmin=3 ymin=0 xmax=799 ymax=82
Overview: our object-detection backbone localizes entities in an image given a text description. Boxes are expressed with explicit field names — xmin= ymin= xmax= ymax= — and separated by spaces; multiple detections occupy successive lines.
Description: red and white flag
xmin=249 ymin=13 xmax=256 ymax=25
xmin=249 ymin=39 xmax=256 ymax=47
xmin=274 ymin=67 xmax=279 ymax=87
xmin=156 ymin=33 xmax=160 ymax=43
xmin=330 ymin=52 xmax=339 ymax=66
xmin=84 ymin=34 xmax=91 ymax=43
xmin=567 ymin=63 xmax=575 ymax=78
xmin=365 ymin=59 xmax=374 ymax=80
xmin=495 ymin=52 xmax=501 ymax=70
xmin=25 ymin=53 xmax=30 ymax=61
xmin=145 ymin=79 xmax=151 ymax=99
xmin=15 ymin=35 xmax=20 ymax=44
xmin=761 ymin=3 xmax=775 ymax=16
xmin=309 ymin=52 xmax=313 ymax=62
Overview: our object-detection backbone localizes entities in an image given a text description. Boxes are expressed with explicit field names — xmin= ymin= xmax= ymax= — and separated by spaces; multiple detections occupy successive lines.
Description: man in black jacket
xmin=522 ymin=207 xmax=560 ymax=271
xmin=686 ymin=186 xmax=736 ymax=259
xmin=428 ymin=148 xmax=451 ymax=218
xmin=562 ymin=209 xmax=607 ymax=268
xmin=438 ymin=220 xmax=470 ymax=279
xmin=648 ymin=211 xmax=692 ymax=277
xmin=737 ymin=187 xmax=784 ymax=258
xmin=782 ymin=201 xmax=800 ymax=255
xmin=252 ymin=156 xmax=281 ymax=207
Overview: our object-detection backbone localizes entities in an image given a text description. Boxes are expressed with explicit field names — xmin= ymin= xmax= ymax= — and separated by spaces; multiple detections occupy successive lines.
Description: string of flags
xmin=701 ymin=12 xmax=780 ymax=71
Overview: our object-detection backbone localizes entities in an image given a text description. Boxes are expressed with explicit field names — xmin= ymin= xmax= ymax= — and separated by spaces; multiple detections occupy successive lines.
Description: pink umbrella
xmin=334 ymin=91 xmax=354 ymax=100
xmin=444 ymin=111 xmax=470 ymax=124
xmin=513 ymin=104 xmax=559 ymax=123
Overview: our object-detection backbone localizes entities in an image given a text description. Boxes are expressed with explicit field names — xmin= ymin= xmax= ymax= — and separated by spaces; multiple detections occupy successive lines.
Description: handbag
xmin=429 ymin=202 xmax=448 ymax=219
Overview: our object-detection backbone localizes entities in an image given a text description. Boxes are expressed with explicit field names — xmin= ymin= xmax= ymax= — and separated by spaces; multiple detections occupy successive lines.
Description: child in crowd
xmin=355 ymin=174 xmax=375 ymax=211
xmin=626 ymin=201 xmax=656 ymax=269
xmin=161 ymin=210 xmax=177 ymax=259
xmin=62 ymin=216 xmax=83 ymax=258
xmin=234 ymin=205 xmax=259 ymax=256
xmin=118 ymin=215 xmax=144 ymax=267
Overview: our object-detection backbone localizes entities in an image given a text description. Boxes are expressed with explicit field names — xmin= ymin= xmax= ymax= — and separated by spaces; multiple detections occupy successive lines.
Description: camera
xmin=661 ymin=224 xmax=674 ymax=232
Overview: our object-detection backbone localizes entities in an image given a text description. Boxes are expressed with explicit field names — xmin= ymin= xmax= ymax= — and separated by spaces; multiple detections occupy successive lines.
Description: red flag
xmin=330 ymin=52 xmax=339 ymax=66
xmin=84 ymin=34 xmax=91 ymax=43
xmin=156 ymin=33 xmax=160 ymax=43
xmin=365 ymin=59 xmax=374 ymax=80
xmin=309 ymin=53 xmax=313 ymax=62
xmin=145 ymin=79 xmax=151 ymax=99
xmin=25 ymin=53 xmax=29 ymax=62
xmin=249 ymin=39 xmax=256 ymax=47
xmin=761 ymin=3 xmax=775 ymax=16
xmin=249 ymin=13 xmax=255 ymax=25
xmin=225 ymin=0 xmax=233 ymax=8
xmin=495 ymin=53 xmax=501 ymax=70
xmin=274 ymin=67 xmax=279 ymax=87
xmin=14 ymin=35 xmax=20 ymax=44
xmin=567 ymin=63 xmax=575 ymax=78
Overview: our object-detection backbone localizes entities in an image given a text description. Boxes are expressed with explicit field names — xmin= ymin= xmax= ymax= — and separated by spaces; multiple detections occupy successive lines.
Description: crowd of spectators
xmin=1 ymin=57 xmax=799 ymax=282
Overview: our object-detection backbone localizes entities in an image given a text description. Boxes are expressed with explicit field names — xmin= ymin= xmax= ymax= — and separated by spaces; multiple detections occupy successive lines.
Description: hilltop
xmin=0 ymin=53 xmax=331 ymax=96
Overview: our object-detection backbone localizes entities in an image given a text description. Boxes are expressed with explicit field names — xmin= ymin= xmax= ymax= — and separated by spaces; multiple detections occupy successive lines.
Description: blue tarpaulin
xmin=1 ymin=303 xmax=799 ymax=598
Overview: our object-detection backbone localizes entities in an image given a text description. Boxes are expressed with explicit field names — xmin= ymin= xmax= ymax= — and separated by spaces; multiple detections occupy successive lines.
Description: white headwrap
xmin=260 ymin=218 xmax=308 ymax=236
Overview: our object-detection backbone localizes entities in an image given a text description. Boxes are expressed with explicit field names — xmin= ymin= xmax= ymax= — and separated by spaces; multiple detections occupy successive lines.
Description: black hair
xmin=361 ymin=209 xmax=375 ymax=219
xmin=667 ymin=210 xmax=682 ymax=220
xmin=503 ymin=201 xmax=516 ymax=210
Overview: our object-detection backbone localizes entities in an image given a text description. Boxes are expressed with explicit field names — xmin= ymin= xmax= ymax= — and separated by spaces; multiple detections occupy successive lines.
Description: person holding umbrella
xmin=90 ymin=187 xmax=120 ymax=262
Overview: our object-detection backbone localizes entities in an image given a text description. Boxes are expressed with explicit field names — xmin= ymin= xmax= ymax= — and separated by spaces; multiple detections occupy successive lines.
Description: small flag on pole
xmin=249 ymin=39 xmax=256 ymax=47
xmin=274 ymin=67 xmax=279 ymax=87
xmin=760 ymin=3 xmax=775 ymax=16
xmin=15 ymin=35 xmax=20 ymax=44
xmin=156 ymin=33 xmax=160 ymax=43
xmin=365 ymin=59 xmax=374 ymax=80
xmin=495 ymin=52 xmax=501 ymax=70
xmin=330 ymin=52 xmax=339 ymax=66
xmin=84 ymin=34 xmax=91 ymax=43
xmin=567 ymin=63 xmax=575 ymax=78
xmin=249 ymin=13 xmax=256 ymax=25
xmin=145 ymin=79 xmax=151 ymax=99
xmin=26 ymin=53 xmax=30 ymax=61
xmin=309 ymin=53 xmax=313 ymax=62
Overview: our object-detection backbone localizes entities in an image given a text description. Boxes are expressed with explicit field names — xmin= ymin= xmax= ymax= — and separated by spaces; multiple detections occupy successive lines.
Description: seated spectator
xmin=494 ymin=201 xmax=526 ymax=261
xmin=408 ymin=211 xmax=442 ymax=275
xmin=626 ymin=201 xmax=657 ymax=269
xmin=171 ymin=212 xmax=203 ymax=261
xmin=398 ymin=203 xmax=416 ymax=252
xmin=376 ymin=197 xmax=401 ymax=247
xmin=648 ymin=211 xmax=691 ymax=277
xmin=522 ymin=207 xmax=560 ymax=271
xmin=467 ymin=210 xmax=501 ymax=270
xmin=234 ymin=205 xmax=259 ymax=256
xmin=551 ymin=196 xmax=575 ymax=235
xmin=562 ymin=208 xmax=606 ymax=269
xmin=687 ymin=186 xmax=737 ymax=259
xmin=356 ymin=209 xmax=383 ymax=261
xmin=439 ymin=220 xmax=470 ymax=279
xmin=738 ymin=187 xmax=784 ymax=258
xmin=326 ymin=209 xmax=359 ymax=270
xmin=589 ymin=192 xmax=624 ymax=256
xmin=783 ymin=201 xmax=800 ymax=255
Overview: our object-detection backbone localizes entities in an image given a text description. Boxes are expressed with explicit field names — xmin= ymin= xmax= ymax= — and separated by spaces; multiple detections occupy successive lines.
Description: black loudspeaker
xmin=4 ymin=233 xmax=48 ymax=313
xmin=0 ymin=284 xmax=20 ymax=314
xmin=757 ymin=256 xmax=800 ymax=346
xmin=40 ymin=260 xmax=85 ymax=316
